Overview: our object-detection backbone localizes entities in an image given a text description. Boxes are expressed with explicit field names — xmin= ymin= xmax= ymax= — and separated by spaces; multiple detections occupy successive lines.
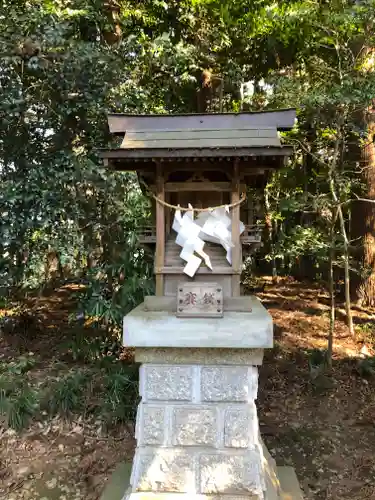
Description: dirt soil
xmin=257 ymin=278 xmax=375 ymax=500
xmin=1 ymin=278 xmax=375 ymax=500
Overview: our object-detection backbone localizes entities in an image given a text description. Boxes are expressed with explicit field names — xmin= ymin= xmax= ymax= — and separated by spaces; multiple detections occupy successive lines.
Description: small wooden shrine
xmin=100 ymin=109 xmax=296 ymax=299
xmin=100 ymin=109 xmax=305 ymax=500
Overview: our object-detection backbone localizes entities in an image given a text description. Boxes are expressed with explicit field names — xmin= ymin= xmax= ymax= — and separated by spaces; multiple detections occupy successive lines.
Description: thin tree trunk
xmin=338 ymin=205 xmax=355 ymax=335
xmin=264 ymin=189 xmax=277 ymax=280
xmin=329 ymin=136 xmax=355 ymax=335
xmin=327 ymin=209 xmax=338 ymax=368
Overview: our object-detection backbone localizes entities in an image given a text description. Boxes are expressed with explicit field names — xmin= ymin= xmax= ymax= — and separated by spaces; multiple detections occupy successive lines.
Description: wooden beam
xmin=155 ymin=162 xmax=165 ymax=296
xmin=122 ymin=137 xmax=281 ymax=149
xmin=150 ymin=183 xmax=246 ymax=193
xmin=164 ymin=162 xmax=234 ymax=172
xmin=98 ymin=146 xmax=294 ymax=160
xmin=156 ymin=267 xmax=240 ymax=275
xmin=231 ymin=159 xmax=241 ymax=296
xmin=165 ymin=181 xmax=232 ymax=192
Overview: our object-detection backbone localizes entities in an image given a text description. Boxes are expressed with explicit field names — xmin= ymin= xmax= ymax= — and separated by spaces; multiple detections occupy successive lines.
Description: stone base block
xmin=101 ymin=463 xmax=304 ymax=500
xmin=124 ymin=493 xmax=261 ymax=500
xmin=131 ymin=448 xmax=265 ymax=497
xmin=125 ymin=361 xmax=284 ymax=500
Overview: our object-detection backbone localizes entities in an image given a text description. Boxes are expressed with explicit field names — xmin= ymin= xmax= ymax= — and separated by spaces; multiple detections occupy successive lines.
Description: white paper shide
xmin=172 ymin=205 xmax=245 ymax=277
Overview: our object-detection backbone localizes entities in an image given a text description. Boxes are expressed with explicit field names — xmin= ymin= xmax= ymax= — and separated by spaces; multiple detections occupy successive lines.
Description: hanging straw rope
xmin=139 ymin=179 xmax=247 ymax=212
xmin=152 ymin=192 xmax=247 ymax=212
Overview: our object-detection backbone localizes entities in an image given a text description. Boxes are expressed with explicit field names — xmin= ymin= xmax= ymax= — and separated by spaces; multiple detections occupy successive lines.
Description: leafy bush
xmin=76 ymin=246 xmax=154 ymax=332
xmin=43 ymin=363 xmax=139 ymax=424
xmin=306 ymin=348 xmax=328 ymax=379
xmin=357 ymin=356 xmax=375 ymax=378
xmin=0 ymin=355 xmax=36 ymax=375
xmin=0 ymin=375 xmax=39 ymax=430
xmin=46 ymin=371 xmax=90 ymax=417
xmin=63 ymin=332 xmax=122 ymax=363
xmin=101 ymin=363 xmax=139 ymax=426
xmin=0 ymin=355 xmax=140 ymax=430
xmin=356 ymin=322 xmax=375 ymax=347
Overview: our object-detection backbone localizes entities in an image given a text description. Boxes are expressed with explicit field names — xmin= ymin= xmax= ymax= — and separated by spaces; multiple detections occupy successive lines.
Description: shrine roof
xmin=99 ymin=109 xmax=296 ymax=163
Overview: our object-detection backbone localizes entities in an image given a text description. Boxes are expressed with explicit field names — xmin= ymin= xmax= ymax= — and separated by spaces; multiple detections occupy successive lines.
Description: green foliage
xmin=78 ymin=248 xmax=154 ymax=331
xmin=0 ymin=374 xmax=39 ymax=430
xmin=42 ymin=363 xmax=139 ymax=425
xmin=102 ymin=363 xmax=139 ymax=426
xmin=356 ymin=322 xmax=375 ymax=349
xmin=0 ymin=336 xmax=140 ymax=431
xmin=46 ymin=371 xmax=90 ymax=417
xmin=1 ymin=0 xmax=375 ymax=293
xmin=5 ymin=388 xmax=39 ymax=431
xmin=357 ymin=356 xmax=375 ymax=378
xmin=0 ymin=355 xmax=36 ymax=375
xmin=63 ymin=332 xmax=122 ymax=363
xmin=274 ymin=226 xmax=328 ymax=263
xmin=0 ymin=296 xmax=9 ymax=308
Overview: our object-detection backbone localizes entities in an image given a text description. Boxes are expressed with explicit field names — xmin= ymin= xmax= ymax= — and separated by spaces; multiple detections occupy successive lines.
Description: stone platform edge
xmin=100 ymin=463 xmax=304 ymax=500
xmin=123 ymin=296 xmax=273 ymax=349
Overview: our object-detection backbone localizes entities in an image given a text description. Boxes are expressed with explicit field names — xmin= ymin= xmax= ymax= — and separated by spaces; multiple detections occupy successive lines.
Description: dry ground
xmin=257 ymin=278 xmax=375 ymax=500
xmin=1 ymin=278 xmax=375 ymax=499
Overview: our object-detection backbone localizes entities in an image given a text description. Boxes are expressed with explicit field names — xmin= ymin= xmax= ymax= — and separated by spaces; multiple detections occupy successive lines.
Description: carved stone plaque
xmin=176 ymin=282 xmax=223 ymax=318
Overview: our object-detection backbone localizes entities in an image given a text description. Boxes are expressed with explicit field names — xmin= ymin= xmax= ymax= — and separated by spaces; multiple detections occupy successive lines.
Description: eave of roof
xmin=98 ymin=145 xmax=294 ymax=161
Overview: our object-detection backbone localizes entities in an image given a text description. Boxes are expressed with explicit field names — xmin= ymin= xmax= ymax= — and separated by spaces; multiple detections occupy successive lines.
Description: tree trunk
xmin=264 ymin=189 xmax=277 ymax=280
xmin=348 ymin=40 xmax=375 ymax=304
xmin=338 ymin=205 xmax=355 ymax=335
xmin=357 ymin=114 xmax=375 ymax=306
xmin=329 ymin=136 xmax=355 ymax=335
xmin=327 ymin=215 xmax=336 ymax=369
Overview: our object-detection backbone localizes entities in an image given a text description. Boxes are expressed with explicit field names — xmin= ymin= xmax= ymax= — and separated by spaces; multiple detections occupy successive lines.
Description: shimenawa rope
xmin=139 ymin=179 xmax=247 ymax=212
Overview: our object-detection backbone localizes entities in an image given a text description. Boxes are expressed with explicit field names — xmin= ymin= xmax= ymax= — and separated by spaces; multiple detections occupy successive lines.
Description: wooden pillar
xmin=165 ymin=193 xmax=171 ymax=236
xmin=231 ymin=159 xmax=241 ymax=296
xmin=155 ymin=162 xmax=165 ymax=296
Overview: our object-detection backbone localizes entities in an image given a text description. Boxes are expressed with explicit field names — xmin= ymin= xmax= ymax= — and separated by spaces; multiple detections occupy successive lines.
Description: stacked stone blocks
xmin=128 ymin=363 xmax=267 ymax=499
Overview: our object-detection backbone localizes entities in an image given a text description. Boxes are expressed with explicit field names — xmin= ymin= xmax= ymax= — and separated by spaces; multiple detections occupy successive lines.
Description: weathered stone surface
xmin=126 ymin=494 xmax=261 ymax=500
xmin=224 ymin=406 xmax=257 ymax=448
xmin=141 ymin=365 xmax=193 ymax=401
xmin=139 ymin=405 xmax=165 ymax=445
xmin=199 ymin=453 xmax=263 ymax=495
xmin=135 ymin=347 xmax=264 ymax=366
xmin=134 ymin=450 xmax=195 ymax=492
xmin=201 ymin=366 xmax=258 ymax=402
xmin=123 ymin=302 xmax=273 ymax=349
xmin=173 ymin=407 xmax=217 ymax=446
xmin=126 ymin=493 xmax=261 ymax=500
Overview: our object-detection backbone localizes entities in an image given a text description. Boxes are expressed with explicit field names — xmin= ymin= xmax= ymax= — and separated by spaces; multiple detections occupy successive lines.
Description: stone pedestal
xmin=122 ymin=297 xmax=281 ymax=500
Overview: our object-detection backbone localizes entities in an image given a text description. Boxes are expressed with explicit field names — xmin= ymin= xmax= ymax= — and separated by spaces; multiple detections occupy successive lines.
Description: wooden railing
xmin=137 ymin=225 xmax=157 ymax=243
xmin=240 ymin=224 xmax=264 ymax=244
